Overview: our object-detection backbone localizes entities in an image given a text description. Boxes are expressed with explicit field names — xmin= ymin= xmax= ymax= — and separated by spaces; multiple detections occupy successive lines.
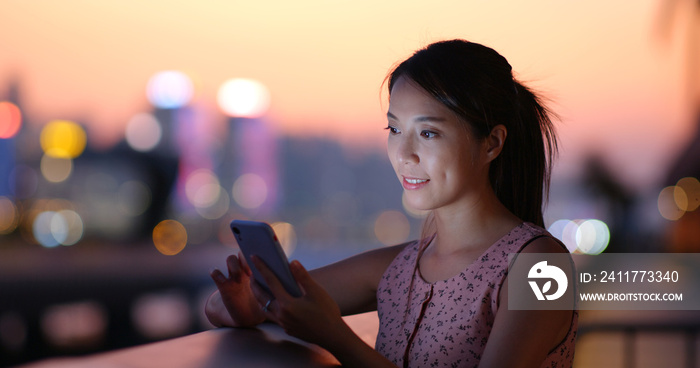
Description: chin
xmin=403 ymin=198 xmax=434 ymax=212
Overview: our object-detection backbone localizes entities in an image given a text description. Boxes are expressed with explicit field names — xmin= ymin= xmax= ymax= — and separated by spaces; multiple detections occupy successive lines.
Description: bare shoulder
xmin=518 ymin=235 xmax=574 ymax=277
xmin=520 ymin=235 xmax=567 ymax=254
xmin=483 ymin=235 xmax=574 ymax=366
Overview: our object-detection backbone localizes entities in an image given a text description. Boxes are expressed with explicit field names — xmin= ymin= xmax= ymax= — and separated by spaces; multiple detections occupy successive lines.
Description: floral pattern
xmin=375 ymin=222 xmax=577 ymax=368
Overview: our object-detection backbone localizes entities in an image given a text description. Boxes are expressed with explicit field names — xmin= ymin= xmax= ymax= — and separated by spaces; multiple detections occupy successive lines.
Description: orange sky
xmin=0 ymin=0 xmax=695 ymax=191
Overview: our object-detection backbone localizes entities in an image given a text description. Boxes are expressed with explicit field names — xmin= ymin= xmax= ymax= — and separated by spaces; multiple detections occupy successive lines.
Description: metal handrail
xmin=577 ymin=321 xmax=699 ymax=368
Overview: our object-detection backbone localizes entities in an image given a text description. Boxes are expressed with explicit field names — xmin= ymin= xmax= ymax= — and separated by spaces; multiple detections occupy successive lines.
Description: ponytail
xmin=489 ymin=81 xmax=557 ymax=227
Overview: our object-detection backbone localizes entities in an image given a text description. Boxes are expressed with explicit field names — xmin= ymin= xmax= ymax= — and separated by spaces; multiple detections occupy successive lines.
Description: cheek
xmin=386 ymin=141 xmax=400 ymax=171
xmin=438 ymin=152 xmax=475 ymax=185
xmin=425 ymin=148 xmax=455 ymax=175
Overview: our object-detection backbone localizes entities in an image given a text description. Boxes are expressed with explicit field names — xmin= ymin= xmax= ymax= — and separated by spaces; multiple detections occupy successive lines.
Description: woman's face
xmin=386 ymin=76 xmax=491 ymax=213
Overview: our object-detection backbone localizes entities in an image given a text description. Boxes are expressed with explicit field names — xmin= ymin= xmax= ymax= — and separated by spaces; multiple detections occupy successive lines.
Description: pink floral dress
xmin=375 ymin=222 xmax=577 ymax=368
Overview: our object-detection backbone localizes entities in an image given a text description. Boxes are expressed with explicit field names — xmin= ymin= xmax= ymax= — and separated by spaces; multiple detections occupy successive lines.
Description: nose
xmin=394 ymin=134 xmax=419 ymax=165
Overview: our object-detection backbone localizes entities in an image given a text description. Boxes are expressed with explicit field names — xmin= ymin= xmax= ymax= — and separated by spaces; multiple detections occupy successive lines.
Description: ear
xmin=484 ymin=124 xmax=507 ymax=163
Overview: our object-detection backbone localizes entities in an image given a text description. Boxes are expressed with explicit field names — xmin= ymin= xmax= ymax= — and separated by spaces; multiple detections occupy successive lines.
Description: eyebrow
xmin=386 ymin=112 xmax=448 ymax=123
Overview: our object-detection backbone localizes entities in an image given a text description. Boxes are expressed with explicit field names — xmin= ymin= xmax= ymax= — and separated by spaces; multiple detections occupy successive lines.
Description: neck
xmin=429 ymin=187 xmax=521 ymax=255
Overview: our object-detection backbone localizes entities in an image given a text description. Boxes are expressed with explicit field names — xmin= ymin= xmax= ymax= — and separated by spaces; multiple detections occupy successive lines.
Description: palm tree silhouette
xmin=657 ymin=0 xmax=700 ymax=252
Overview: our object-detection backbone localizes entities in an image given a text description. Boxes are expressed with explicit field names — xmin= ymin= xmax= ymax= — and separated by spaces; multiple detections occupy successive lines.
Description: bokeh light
xmin=217 ymin=78 xmax=270 ymax=118
xmin=271 ymin=221 xmax=297 ymax=256
xmin=40 ymin=154 xmax=73 ymax=183
xmin=41 ymin=301 xmax=107 ymax=349
xmin=658 ymin=186 xmax=685 ymax=221
xmin=53 ymin=210 xmax=84 ymax=246
xmin=117 ymin=180 xmax=152 ymax=217
xmin=232 ymin=173 xmax=268 ymax=209
xmin=184 ymin=169 xmax=230 ymax=219
xmin=547 ymin=219 xmax=576 ymax=252
xmin=125 ymin=113 xmax=162 ymax=152
xmin=195 ymin=187 xmax=229 ymax=220
xmin=40 ymin=120 xmax=87 ymax=159
xmin=33 ymin=211 xmax=61 ymax=248
xmin=548 ymin=219 xmax=610 ymax=254
xmin=146 ymin=70 xmax=194 ymax=109
xmin=0 ymin=197 xmax=19 ymax=235
xmin=32 ymin=210 xmax=84 ymax=247
xmin=131 ymin=291 xmax=191 ymax=340
xmin=673 ymin=186 xmax=688 ymax=213
xmin=0 ymin=101 xmax=22 ymax=139
xmin=575 ymin=219 xmax=610 ymax=255
xmin=152 ymin=219 xmax=188 ymax=255
xmin=374 ymin=210 xmax=410 ymax=246
xmin=185 ymin=169 xmax=221 ymax=208
xmin=563 ymin=220 xmax=582 ymax=251
xmin=675 ymin=177 xmax=700 ymax=212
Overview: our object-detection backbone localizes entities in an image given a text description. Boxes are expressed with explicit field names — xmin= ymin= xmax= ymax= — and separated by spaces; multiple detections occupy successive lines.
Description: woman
xmin=205 ymin=39 xmax=577 ymax=367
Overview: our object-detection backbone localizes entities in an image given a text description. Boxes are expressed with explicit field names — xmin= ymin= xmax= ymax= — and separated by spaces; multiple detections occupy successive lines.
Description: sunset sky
xmin=0 ymin=0 xmax=696 ymax=192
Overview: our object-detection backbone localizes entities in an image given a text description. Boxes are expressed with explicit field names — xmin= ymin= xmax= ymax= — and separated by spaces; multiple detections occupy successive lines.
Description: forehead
xmin=388 ymin=77 xmax=465 ymax=128
xmin=388 ymin=77 xmax=454 ymax=118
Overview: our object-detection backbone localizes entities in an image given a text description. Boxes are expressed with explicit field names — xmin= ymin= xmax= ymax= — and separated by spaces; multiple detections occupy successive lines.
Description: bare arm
xmin=205 ymin=242 xmax=409 ymax=326
xmin=478 ymin=237 xmax=574 ymax=367
xmin=309 ymin=242 xmax=409 ymax=315
xmin=205 ymin=242 xmax=409 ymax=367
xmin=253 ymin=256 xmax=401 ymax=368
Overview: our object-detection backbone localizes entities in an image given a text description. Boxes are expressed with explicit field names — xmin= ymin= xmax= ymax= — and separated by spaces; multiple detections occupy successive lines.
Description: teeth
xmin=406 ymin=178 xmax=427 ymax=184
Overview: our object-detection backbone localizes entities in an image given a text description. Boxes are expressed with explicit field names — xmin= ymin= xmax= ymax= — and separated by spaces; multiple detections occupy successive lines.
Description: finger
xmin=289 ymin=260 xmax=313 ymax=294
xmin=249 ymin=279 xmax=280 ymax=323
xmin=250 ymin=278 xmax=273 ymax=306
xmin=210 ymin=268 xmax=228 ymax=286
xmin=260 ymin=299 xmax=280 ymax=324
xmin=251 ymin=255 xmax=291 ymax=301
xmin=226 ymin=255 xmax=242 ymax=278
xmin=238 ymin=251 xmax=253 ymax=277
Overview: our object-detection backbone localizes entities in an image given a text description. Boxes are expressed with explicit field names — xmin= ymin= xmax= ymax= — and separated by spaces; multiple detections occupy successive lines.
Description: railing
xmin=576 ymin=311 xmax=700 ymax=368
xmin=17 ymin=324 xmax=341 ymax=368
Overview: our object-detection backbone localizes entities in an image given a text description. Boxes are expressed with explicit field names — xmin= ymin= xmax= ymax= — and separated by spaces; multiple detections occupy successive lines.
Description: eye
xmin=385 ymin=125 xmax=399 ymax=134
xmin=420 ymin=130 xmax=437 ymax=139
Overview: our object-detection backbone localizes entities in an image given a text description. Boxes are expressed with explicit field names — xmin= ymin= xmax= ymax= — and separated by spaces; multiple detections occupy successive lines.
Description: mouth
xmin=405 ymin=178 xmax=428 ymax=184
xmin=402 ymin=176 xmax=430 ymax=189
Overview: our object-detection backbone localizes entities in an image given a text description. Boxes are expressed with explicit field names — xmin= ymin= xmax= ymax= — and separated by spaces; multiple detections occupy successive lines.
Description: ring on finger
xmin=262 ymin=299 xmax=272 ymax=312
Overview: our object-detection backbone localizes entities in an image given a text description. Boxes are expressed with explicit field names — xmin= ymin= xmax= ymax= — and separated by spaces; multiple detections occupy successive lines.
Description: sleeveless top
xmin=375 ymin=222 xmax=577 ymax=368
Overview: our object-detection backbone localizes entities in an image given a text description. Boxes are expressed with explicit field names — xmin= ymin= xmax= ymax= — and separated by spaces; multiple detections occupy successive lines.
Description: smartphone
xmin=230 ymin=220 xmax=302 ymax=297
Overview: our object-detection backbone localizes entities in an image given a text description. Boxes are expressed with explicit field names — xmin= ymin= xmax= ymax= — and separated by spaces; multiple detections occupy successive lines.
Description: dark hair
xmin=387 ymin=39 xmax=557 ymax=227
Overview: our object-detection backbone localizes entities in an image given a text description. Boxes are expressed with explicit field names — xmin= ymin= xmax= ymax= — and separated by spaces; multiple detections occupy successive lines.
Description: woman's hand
xmin=251 ymin=256 xmax=347 ymax=347
xmin=206 ymin=253 xmax=266 ymax=327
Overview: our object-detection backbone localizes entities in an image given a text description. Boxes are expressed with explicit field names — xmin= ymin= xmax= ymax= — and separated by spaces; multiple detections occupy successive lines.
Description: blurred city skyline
xmin=1 ymin=0 xmax=696 ymax=193
xmin=2 ymin=2 xmax=700 ymax=365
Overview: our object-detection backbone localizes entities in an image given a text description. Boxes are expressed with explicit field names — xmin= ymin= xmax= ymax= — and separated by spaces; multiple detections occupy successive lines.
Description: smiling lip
xmin=402 ymin=176 xmax=429 ymax=190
